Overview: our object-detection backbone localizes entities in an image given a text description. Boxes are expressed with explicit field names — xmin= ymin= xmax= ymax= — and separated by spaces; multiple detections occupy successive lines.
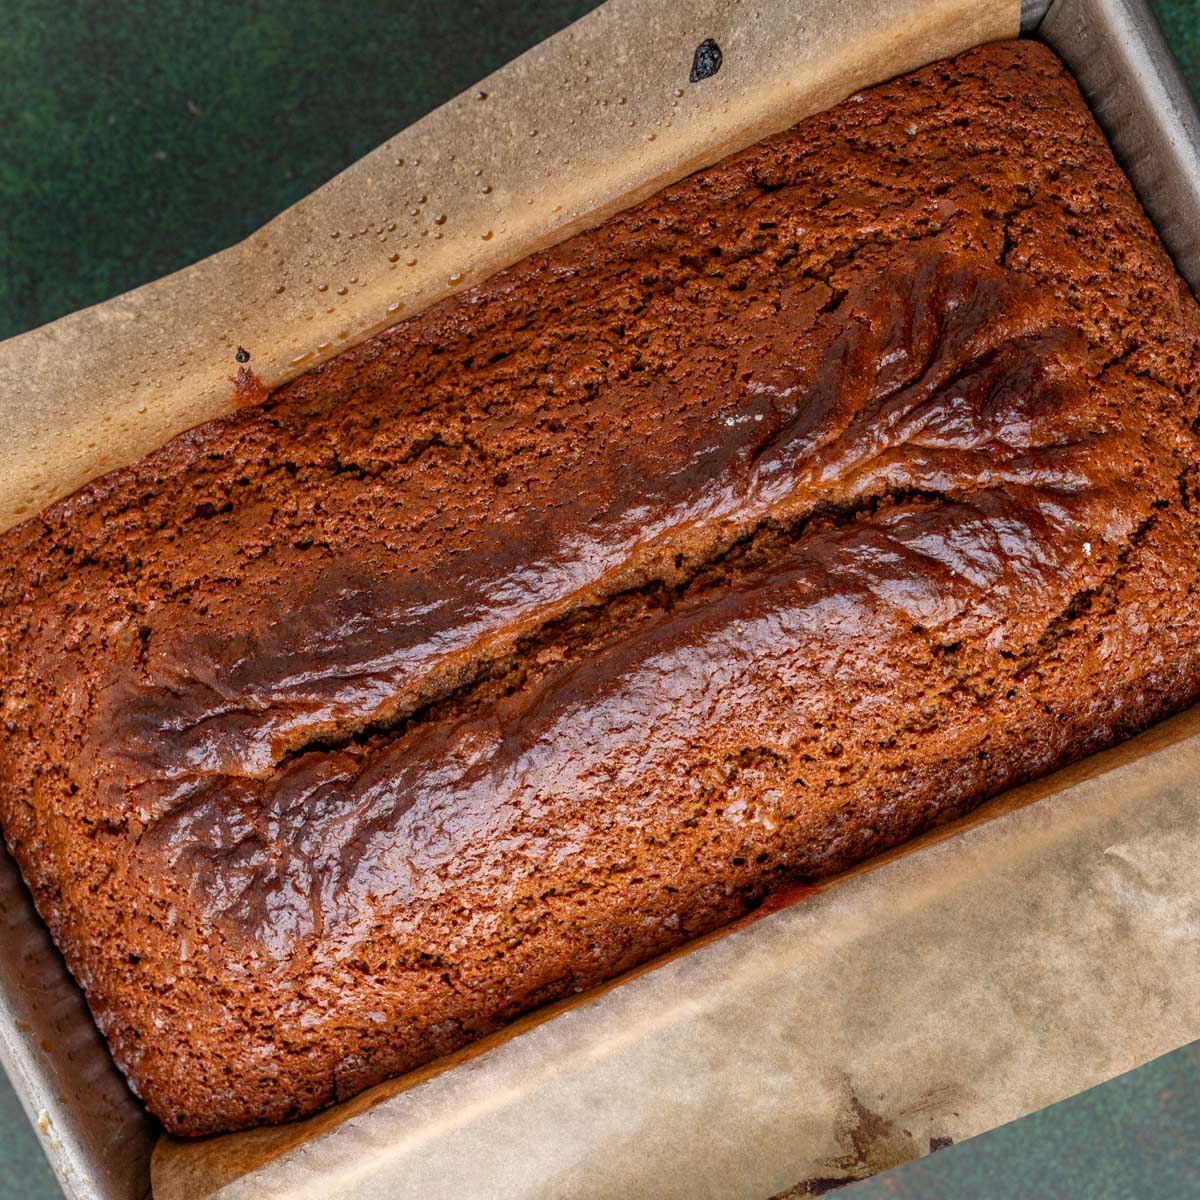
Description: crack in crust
xmin=88 ymin=252 xmax=1134 ymax=828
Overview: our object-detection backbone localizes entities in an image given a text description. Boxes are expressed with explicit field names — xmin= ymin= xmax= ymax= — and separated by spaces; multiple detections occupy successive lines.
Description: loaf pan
xmin=1 ymin=0 xmax=1197 ymax=1195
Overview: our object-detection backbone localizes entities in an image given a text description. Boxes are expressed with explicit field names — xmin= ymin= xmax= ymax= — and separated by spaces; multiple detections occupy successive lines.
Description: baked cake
xmin=1 ymin=40 xmax=1198 ymax=1134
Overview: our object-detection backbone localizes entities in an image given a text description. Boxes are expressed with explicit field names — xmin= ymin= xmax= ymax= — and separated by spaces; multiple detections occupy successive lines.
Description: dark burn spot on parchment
xmin=690 ymin=38 xmax=722 ymax=82
xmin=784 ymin=1180 xmax=854 ymax=1197
xmin=769 ymin=1084 xmax=956 ymax=1197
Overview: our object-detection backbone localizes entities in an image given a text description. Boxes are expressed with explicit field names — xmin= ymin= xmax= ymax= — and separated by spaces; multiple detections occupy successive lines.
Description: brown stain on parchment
xmin=769 ymin=1081 xmax=958 ymax=1197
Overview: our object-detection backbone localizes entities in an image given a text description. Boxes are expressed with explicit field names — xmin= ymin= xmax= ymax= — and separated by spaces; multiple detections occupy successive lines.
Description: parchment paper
xmin=20 ymin=0 xmax=1200 ymax=1195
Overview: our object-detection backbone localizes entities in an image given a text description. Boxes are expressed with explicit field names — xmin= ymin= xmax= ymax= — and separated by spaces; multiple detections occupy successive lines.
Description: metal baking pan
xmin=1 ymin=0 xmax=1197 ymax=1195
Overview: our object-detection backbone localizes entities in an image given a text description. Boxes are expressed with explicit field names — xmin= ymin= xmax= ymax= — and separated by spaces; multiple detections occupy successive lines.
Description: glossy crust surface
xmin=2 ymin=40 xmax=1199 ymax=1135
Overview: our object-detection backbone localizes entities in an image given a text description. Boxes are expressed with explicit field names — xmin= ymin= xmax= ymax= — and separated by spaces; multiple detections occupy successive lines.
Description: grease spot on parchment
xmin=769 ymin=1081 xmax=957 ymax=1197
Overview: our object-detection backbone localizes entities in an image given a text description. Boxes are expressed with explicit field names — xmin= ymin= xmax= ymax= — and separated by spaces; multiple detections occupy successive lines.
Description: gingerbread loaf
xmin=2 ymin=40 xmax=1199 ymax=1135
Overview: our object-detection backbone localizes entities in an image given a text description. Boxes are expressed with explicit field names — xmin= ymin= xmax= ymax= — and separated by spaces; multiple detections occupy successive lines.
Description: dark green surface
xmin=844 ymin=1044 xmax=1200 ymax=1199
xmin=0 ymin=0 xmax=602 ymax=339
xmin=1 ymin=1 xmax=1198 ymax=1197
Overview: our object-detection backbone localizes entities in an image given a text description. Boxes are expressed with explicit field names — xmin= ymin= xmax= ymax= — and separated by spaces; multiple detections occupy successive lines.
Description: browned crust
xmin=1 ymin=40 xmax=1199 ymax=1135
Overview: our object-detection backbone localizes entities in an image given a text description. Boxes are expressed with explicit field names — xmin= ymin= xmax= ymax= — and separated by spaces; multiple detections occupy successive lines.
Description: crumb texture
xmin=1 ymin=40 xmax=1199 ymax=1136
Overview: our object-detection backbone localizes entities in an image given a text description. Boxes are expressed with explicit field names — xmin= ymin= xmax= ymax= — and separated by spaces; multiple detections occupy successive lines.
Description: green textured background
xmin=1 ymin=1 xmax=1198 ymax=1196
